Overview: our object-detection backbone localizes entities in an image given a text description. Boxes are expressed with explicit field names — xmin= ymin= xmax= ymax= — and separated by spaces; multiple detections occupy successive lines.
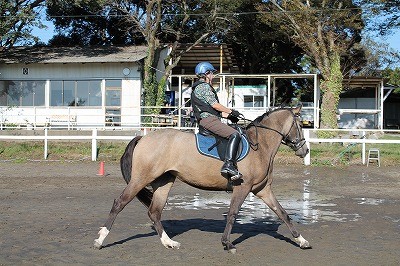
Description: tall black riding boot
xmin=220 ymin=132 xmax=243 ymax=181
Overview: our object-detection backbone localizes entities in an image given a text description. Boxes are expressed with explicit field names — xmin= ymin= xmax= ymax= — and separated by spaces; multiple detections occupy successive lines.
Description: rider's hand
xmin=228 ymin=116 xmax=239 ymax=123
xmin=229 ymin=110 xmax=241 ymax=118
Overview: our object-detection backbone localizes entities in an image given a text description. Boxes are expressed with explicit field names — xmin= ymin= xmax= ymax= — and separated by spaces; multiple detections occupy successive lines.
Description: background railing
xmin=303 ymin=129 xmax=400 ymax=165
xmin=0 ymin=106 xmax=273 ymax=130
xmin=0 ymin=126 xmax=399 ymax=164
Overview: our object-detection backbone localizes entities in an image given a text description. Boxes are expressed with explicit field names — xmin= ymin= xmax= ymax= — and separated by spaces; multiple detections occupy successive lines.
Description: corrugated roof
xmin=342 ymin=76 xmax=384 ymax=89
xmin=173 ymin=43 xmax=239 ymax=74
xmin=0 ymin=46 xmax=148 ymax=64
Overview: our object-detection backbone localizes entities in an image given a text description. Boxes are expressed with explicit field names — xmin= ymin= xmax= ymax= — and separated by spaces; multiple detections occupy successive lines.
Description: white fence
xmin=0 ymin=128 xmax=399 ymax=164
xmin=303 ymin=129 xmax=400 ymax=165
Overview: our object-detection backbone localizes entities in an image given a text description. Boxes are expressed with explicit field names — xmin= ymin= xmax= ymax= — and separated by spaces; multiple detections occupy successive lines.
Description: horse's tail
xmin=120 ymin=135 xmax=153 ymax=208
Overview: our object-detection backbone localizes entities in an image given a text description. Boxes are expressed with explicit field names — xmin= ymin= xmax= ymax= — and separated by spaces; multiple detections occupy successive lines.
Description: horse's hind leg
xmin=93 ymin=181 xmax=145 ymax=249
xmin=254 ymin=185 xmax=311 ymax=249
xmin=148 ymin=173 xmax=180 ymax=249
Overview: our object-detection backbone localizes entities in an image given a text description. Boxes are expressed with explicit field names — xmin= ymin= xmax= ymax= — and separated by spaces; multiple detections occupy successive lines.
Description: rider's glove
xmin=229 ymin=110 xmax=241 ymax=118
xmin=227 ymin=110 xmax=241 ymax=123
xmin=228 ymin=116 xmax=239 ymax=123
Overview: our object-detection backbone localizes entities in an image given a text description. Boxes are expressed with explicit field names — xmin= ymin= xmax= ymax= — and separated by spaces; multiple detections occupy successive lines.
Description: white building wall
xmin=338 ymin=98 xmax=377 ymax=128
xmin=121 ymin=79 xmax=142 ymax=126
xmin=0 ymin=62 xmax=141 ymax=80
xmin=0 ymin=62 xmax=143 ymax=128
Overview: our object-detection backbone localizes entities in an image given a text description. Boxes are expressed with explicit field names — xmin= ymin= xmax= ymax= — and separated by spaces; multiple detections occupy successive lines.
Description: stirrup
xmin=230 ymin=172 xmax=243 ymax=181
xmin=221 ymin=163 xmax=243 ymax=181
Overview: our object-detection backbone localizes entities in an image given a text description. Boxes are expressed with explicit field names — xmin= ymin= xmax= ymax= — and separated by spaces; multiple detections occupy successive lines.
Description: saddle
xmin=195 ymin=125 xmax=250 ymax=161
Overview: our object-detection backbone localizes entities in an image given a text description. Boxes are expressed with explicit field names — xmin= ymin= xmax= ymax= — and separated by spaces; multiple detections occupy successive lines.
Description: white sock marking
xmin=94 ymin=227 xmax=109 ymax=248
xmin=160 ymin=231 xmax=181 ymax=249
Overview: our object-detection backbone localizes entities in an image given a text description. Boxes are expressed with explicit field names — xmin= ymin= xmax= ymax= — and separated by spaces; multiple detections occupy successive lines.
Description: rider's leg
xmin=220 ymin=131 xmax=242 ymax=180
xmin=199 ymin=116 xmax=242 ymax=181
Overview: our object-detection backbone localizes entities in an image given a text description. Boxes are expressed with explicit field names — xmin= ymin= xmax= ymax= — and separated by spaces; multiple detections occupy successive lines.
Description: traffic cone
xmin=97 ymin=161 xmax=105 ymax=176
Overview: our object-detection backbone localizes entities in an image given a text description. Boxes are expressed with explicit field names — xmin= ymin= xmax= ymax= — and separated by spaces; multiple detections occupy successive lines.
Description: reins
xmin=241 ymin=109 xmax=306 ymax=151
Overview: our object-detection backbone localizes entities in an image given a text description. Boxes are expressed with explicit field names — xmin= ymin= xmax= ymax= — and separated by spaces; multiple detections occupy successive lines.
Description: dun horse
xmin=94 ymin=106 xmax=311 ymax=253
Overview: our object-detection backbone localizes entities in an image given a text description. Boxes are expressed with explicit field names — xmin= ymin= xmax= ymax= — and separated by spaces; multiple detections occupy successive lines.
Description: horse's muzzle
xmin=293 ymin=140 xmax=308 ymax=158
xmin=295 ymin=147 xmax=309 ymax=158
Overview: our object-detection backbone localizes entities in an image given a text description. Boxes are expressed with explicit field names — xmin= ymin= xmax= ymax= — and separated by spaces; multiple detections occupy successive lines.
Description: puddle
xmin=354 ymin=197 xmax=387 ymax=205
xmin=166 ymin=179 xmax=361 ymax=225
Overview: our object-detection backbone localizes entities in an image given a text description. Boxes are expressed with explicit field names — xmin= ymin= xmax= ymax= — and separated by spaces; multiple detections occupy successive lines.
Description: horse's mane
xmin=246 ymin=107 xmax=289 ymax=129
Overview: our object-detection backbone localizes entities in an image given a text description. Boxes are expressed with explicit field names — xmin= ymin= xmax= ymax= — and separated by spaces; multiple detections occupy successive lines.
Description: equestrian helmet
xmin=195 ymin=62 xmax=217 ymax=77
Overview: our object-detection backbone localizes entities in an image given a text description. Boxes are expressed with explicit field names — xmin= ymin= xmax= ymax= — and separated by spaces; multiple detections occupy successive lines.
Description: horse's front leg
xmin=254 ymin=184 xmax=312 ymax=249
xmin=221 ymin=184 xmax=252 ymax=254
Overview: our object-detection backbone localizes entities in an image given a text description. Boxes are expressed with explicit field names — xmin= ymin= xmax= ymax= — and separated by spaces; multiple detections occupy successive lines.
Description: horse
xmin=94 ymin=106 xmax=311 ymax=253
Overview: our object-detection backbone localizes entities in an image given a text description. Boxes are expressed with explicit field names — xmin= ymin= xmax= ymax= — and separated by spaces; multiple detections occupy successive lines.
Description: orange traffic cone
xmin=97 ymin=161 xmax=105 ymax=176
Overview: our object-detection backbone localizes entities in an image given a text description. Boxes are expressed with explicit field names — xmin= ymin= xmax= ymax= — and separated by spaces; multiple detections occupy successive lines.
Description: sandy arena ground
xmin=0 ymin=161 xmax=399 ymax=265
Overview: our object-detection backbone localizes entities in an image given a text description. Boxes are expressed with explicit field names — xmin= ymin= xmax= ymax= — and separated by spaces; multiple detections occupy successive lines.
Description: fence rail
xmin=303 ymin=129 xmax=400 ymax=165
xmin=0 ymin=128 xmax=399 ymax=164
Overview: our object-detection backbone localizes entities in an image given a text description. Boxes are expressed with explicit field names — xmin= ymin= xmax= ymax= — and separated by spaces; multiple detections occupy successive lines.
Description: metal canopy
xmin=342 ymin=76 xmax=384 ymax=89
xmin=172 ymin=43 xmax=239 ymax=75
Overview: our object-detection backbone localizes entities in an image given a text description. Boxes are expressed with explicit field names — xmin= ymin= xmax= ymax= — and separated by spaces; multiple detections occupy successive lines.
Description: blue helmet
xmin=195 ymin=62 xmax=217 ymax=77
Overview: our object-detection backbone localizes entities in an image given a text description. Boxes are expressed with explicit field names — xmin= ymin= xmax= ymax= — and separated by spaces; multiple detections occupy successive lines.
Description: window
xmin=244 ymin=95 xmax=264 ymax=107
xmin=0 ymin=80 xmax=45 ymax=107
xmin=50 ymin=80 xmax=102 ymax=107
xmin=88 ymin=81 xmax=102 ymax=106
xmin=105 ymin=80 xmax=121 ymax=107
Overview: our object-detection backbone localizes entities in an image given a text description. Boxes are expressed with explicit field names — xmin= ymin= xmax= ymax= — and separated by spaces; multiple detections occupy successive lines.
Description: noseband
xmin=247 ymin=109 xmax=306 ymax=151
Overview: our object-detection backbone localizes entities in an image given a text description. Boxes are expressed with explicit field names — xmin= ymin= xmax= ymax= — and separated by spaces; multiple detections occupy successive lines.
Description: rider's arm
xmin=212 ymin=102 xmax=232 ymax=118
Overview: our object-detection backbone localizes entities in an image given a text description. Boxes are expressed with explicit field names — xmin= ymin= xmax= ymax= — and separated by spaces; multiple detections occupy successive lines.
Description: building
xmin=0 ymin=46 xmax=146 ymax=129
xmin=0 ymin=44 xmax=238 ymax=129
xmin=1 ymin=45 xmax=396 ymax=130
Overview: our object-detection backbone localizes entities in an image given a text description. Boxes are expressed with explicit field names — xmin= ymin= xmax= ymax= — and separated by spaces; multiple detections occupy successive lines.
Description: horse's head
xmin=249 ymin=105 xmax=309 ymax=158
xmin=279 ymin=105 xmax=309 ymax=158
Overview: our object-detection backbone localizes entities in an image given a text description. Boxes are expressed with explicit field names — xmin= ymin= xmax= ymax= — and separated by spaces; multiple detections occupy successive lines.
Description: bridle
xmin=245 ymin=109 xmax=306 ymax=151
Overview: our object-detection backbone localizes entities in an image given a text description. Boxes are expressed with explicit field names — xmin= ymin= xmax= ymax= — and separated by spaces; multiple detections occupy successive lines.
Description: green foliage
xmin=320 ymin=53 xmax=343 ymax=129
xmin=0 ymin=0 xmax=46 ymax=47
xmin=221 ymin=0 xmax=304 ymax=75
xmin=360 ymin=0 xmax=400 ymax=34
xmin=260 ymin=1 xmax=363 ymax=128
xmin=316 ymin=130 xmax=338 ymax=139
xmin=382 ymin=67 xmax=400 ymax=87
xmin=1 ymin=138 xmax=399 ymax=166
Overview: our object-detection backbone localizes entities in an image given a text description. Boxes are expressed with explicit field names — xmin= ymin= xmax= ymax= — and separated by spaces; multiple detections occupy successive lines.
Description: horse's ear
xmin=293 ymin=104 xmax=302 ymax=115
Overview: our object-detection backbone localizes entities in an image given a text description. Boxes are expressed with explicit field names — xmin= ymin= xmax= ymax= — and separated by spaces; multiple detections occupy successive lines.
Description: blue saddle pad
xmin=195 ymin=133 xmax=250 ymax=161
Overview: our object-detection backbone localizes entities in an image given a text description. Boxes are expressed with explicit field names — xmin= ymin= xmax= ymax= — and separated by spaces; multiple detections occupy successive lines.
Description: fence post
xmin=92 ymin=129 xmax=97 ymax=161
xmin=362 ymin=130 xmax=366 ymax=164
xmin=44 ymin=128 xmax=48 ymax=159
xmin=304 ymin=129 xmax=311 ymax=166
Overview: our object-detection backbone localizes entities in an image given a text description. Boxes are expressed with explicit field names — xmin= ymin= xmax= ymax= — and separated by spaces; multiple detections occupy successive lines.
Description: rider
xmin=191 ymin=62 xmax=243 ymax=181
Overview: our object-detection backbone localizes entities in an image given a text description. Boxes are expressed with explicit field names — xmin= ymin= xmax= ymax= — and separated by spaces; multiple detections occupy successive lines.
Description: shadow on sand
xmin=103 ymin=217 xmax=297 ymax=249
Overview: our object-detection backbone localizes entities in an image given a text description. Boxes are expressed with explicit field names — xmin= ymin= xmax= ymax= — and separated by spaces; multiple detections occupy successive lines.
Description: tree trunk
xmin=320 ymin=52 xmax=343 ymax=130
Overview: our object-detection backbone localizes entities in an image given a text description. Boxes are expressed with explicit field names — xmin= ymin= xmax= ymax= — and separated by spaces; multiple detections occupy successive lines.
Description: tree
xmin=357 ymin=36 xmax=400 ymax=75
xmin=222 ymin=0 xmax=304 ymax=75
xmin=106 ymin=0 xmax=240 ymax=110
xmin=358 ymin=0 xmax=400 ymax=34
xmin=46 ymin=0 xmax=137 ymax=46
xmin=47 ymin=0 xmax=238 ymax=113
xmin=382 ymin=68 xmax=400 ymax=89
xmin=356 ymin=0 xmax=400 ymax=75
xmin=258 ymin=0 xmax=366 ymax=129
xmin=0 ymin=0 xmax=46 ymax=48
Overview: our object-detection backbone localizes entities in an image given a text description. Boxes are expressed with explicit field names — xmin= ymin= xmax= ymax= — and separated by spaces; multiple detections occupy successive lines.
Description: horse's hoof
xmin=300 ymin=241 xmax=312 ymax=249
xmin=93 ymin=239 xmax=103 ymax=249
xmin=228 ymin=247 xmax=237 ymax=254
xmin=170 ymin=241 xmax=181 ymax=249
xmin=163 ymin=240 xmax=181 ymax=249
xmin=295 ymin=235 xmax=312 ymax=249
xmin=223 ymin=242 xmax=237 ymax=254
